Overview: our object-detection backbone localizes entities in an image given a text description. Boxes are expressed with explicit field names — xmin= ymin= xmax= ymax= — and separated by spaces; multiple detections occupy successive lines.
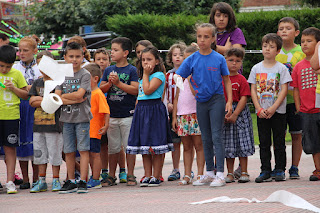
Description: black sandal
xmin=101 ymin=176 xmax=117 ymax=187
xmin=127 ymin=175 xmax=137 ymax=186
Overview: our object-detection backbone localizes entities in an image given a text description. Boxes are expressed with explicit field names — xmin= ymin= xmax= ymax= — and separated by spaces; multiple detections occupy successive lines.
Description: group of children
xmin=1 ymin=5 xmax=320 ymax=194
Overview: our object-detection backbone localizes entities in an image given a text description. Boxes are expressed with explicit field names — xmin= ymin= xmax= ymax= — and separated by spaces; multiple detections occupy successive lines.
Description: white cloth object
xmin=190 ymin=190 xmax=320 ymax=213
xmin=173 ymin=74 xmax=184 ymax=91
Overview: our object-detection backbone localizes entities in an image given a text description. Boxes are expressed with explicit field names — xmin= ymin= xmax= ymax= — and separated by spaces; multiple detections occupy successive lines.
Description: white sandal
xmin=178 ymin=175 xmax=192 ymax=185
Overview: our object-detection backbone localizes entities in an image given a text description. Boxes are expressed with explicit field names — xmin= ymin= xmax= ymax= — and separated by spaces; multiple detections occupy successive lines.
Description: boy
xmin=248 ymin=33 xmax=292 ymax=183
xmin=56 ymin=42 xmax=93 ymax=194
xmin=0 ymin=45 xmax=28 ymax=193
xmin=100 ymin=37 xmax=139 ymax=186
xmin=29 ymin=51 xmax=63 ymax=193
xmin=84 ymin=63 xmax=110 ymax=188
xmin=291 ymin=27 xmax=320 ymax=181
xmin=276 ymin=17 xmax=306 ymax=179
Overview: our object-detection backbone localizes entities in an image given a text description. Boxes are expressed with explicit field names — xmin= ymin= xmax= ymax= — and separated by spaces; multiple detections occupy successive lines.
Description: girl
xmin=223 ymin=48 xmax=255 ymax=183
xmin=135 ymin=40 xmax=152 ymax=59
xmin=172 ymin=45 xmax=205 ymax=185
xmin=165 ymin=42 xmax=186 ymax=181
xmin=126 ymin=46 xmax=174 ymax=187
xmin=209 ymin=2 xmax=246 ymax=58
xmin=176 ymin=23 xmax=232 ymax=187
xmin=13 ymin=36 xmax=40 ymax=189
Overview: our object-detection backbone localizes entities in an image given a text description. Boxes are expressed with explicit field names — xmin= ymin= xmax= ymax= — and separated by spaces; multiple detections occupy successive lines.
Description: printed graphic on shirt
xmin=34 ymin=86 xmax=55 ymax=125
xmin=256 ymin=73 xmax=280 ymax=108
xmin=301 ymin=67 xmax=317 ymax=90
xmin=61 ymin=78 xmax=81 ymax=114
xmin=108 ymin=72 xmax=130 ymax=102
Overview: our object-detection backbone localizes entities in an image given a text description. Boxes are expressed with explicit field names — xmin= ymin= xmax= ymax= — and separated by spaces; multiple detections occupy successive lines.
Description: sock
xmin=173 ymin=168 xmax=180 ymax=172
xmin=69 ymin=179 xmax=75 ymax=183
xmin=216 ymin=172 xmax=224 ymax=179
xmin=39 ymin=176 xmax=46 ymax=182
xmin=102 ymin=169 xmax=108 ymax=174
xmin=206 ymin=171 xmax=215 ymax=178
xmin=120 ymin=168 xmax=126 ymax=173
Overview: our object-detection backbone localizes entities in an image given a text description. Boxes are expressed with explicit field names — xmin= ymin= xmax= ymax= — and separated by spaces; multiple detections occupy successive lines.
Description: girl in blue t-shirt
xmin=126 ymin=46 xmax=174 ymax=187
xmin=176 ymin=23 xmax=233 ymax=187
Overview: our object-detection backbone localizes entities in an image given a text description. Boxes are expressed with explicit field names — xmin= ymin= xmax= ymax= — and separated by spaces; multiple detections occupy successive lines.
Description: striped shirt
xmin=165 ymin=68 xmax=177 ymax=104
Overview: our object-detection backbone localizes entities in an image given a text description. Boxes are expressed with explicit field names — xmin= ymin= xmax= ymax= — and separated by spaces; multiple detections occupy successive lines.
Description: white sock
xmin=40 ymin=176 xmax=46 ymax=182
xmin=206 ymin=171 xmax=215 ymax=178
xmin=216 ymin=172 xmax=224 ymax=179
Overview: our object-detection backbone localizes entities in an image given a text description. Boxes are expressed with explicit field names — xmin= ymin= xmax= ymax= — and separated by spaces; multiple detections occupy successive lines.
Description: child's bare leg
xmin=100 ymin=142 xmax=108 ymax=172
xmin=52 ymin=165 xmax=60 ymax=178
xmin=32 ymin=162 xmax=39 ymax=182
xmin=226 ymin=158 xmax=235 ymax=180
xmin=90 ymin=152 xmax=101 ymax=180
xmin=79 ymin=151 xmax=89 ymax=181
xmin=108 ymin=153 xmax=119 ymax=178
xmin=65 ymin=152 xmax=76 ymax=180
xmin=4 ymin=146 xmax=16 ymax=183
xmin=153 ymin=154 xmax=164 ymax=179
xmin=172 ymin=143 xmax=180 ymax=170
xmin=312 ymin=153 xmax=320 ymax=170
xmin=127 ymin=154 xmax=136 ymax=177
xmin=119 ymin=148 xmax=126 ymax=169
xmin=38 ymin=164 xmax=47 ymax=177
xmin=193 ymin=135 xmax=205 ymax=176
xmin=182 ymin=136 xmax=193 ymax=179
xmin=291 ymin=133 xmax=302 ymax=166
xmin=142 ymin=154 xmax=152 ymax=177
xmin=239 ymin=157 xmax=249 ymax=176
xmin=19 ymin=160 xmax=29 ymax=183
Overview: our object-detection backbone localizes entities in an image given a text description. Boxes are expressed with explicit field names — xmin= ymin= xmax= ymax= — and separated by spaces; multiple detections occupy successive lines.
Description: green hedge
xmin=106 ymin=8 xmax=320 ymax=78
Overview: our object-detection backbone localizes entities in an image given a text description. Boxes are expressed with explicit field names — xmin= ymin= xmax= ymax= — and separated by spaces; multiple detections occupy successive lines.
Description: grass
xmin=251 ymin=113 xmax=292 ymax=145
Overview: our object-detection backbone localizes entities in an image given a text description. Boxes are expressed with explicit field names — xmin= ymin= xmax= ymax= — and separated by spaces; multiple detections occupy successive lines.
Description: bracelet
xmin=257 ymin=108 xmax=263 ymax=116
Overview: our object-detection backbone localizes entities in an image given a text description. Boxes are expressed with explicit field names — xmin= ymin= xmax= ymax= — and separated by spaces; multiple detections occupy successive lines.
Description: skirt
xmin=223 ymin=103 xmax=255 ymax=158
xmin=16 ymin=99 xmax=35 ymax=158
xmin=176 ymin=113 xmax=201 ymax=136
xmin=126 ymin=99 xmax=174 ymax=155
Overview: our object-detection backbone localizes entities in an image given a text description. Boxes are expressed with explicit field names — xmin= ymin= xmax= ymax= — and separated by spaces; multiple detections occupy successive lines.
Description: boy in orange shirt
xmin=84 ymin=63 xmax=110 ymax=188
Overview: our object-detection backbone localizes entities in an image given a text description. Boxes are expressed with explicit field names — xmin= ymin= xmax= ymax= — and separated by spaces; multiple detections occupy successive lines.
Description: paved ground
xmin=0 ymin=145 xmax=320 ymax=213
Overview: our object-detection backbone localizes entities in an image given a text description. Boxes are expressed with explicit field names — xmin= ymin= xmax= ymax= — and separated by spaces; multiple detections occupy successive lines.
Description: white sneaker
xmin=6 ymin=181 xmax=17 ymax=194
xmin=210 ymin=177 xmax=226 ymax=187
xmin=192 ymin=175 xmax=214 ymax=186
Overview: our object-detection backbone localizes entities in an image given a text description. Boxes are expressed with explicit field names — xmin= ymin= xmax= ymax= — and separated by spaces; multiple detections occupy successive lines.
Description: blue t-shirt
xmin=101 ymin=64 xmax=138 ymax=118
xmin=176 ymin=50 xmax=229 ymax=102
xmin=138 ymin=72 xmax=165 ymax=100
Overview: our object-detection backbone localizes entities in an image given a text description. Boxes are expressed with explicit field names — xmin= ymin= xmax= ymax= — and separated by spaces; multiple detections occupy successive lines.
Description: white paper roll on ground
xmin=41 ymin=93 xmax=63 ymax=114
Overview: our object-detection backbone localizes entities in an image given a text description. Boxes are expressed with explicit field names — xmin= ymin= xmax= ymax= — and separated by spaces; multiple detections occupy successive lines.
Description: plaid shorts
xmin=222 ymin=103 xmax=255 ymax=158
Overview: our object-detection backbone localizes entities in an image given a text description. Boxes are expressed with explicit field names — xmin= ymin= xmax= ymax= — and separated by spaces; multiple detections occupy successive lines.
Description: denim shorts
xmin=63 ymin=122 xmax=90 ymax=153
xmin=90 ymin=138 xmax=101 ymax=153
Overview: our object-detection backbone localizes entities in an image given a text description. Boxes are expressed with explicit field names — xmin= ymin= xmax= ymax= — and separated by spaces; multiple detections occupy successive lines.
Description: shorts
xmin=101 ymin=134 xmax=108 ymax=144
xmin=300 ymin=112 xmax=320 ymax=154
xmin=90 ymin=138 xmax=101 ymax=153
xmin=63 ymin=122 xmax=90 ymax=153
xmin=0 ymin=120 xmax=20 ymax=147
xmin=176 ymin=113 xmax=201 ymax=136
xmin=286 ymin=103 xmax=302 ymax=134
xmin=169 ymin=113 xmax=181 ymax=143
xmin=107 ymin=117 xmax=132 ymax=154
xmin=33 ymin=132 xmax=63 ymax=166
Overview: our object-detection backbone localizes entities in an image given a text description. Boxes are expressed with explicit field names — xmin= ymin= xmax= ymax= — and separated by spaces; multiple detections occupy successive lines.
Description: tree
xmin=296 ymin=0 xmax=320 ymax=7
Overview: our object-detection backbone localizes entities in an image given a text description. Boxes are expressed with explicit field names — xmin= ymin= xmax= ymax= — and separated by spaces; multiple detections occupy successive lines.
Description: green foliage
xmin=296 ymin=0 xmax=320 ymax=7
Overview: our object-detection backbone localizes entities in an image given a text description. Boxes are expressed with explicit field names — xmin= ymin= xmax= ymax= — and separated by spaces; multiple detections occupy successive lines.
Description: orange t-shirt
xmin=90 ymin=88 xmax=110 ymax=139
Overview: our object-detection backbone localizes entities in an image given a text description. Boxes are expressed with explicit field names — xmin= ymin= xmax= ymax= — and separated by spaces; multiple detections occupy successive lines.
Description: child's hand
xmin=143 ymin=64 xmax=153 ymax=75
xmin=257 ymin=108 xmax=267 ymax=119
xmin=172 ymin=118 xmax=178 ymax=132
xmin=226 ymin=113 xmax=238 ymax=124
xmin=313 ymin=69 xmax=320 ymax=74
xmin=110 ymin=73 xmax=120 ymax=85
xmin=265 ymin=106 xmax=276 ymax=119
xmin=225 ymin=102 xmax=232 ymax=118
xmin=99 ymin=124 xmax=109 ymax=135
xmin=225 ymin=37 xmax=232 ymax=49
xmin=167 ymin=103 xmax=173 ymax=113
xmin=4 ymin=80 xmax=15 ymax=91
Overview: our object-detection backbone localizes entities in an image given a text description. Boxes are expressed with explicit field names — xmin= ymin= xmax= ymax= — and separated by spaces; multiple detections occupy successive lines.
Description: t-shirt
xmin=176 ymin=50 xmax=229 ymax=102
xmin=28 ymin=78 xmax=62 ymax=132
xmin=101 ymin=64 xmax=138 ymax=118
xmin=177 ymin=78 xmax=197 ymax=115
xmin=217 ymin=28 xmax=247 ymax=47
xmin=90 ymin=88 xmax=110 ymax=139
xmin=291 ymin=59 xmax=319 ymax=114
xmin=56 ymin=68 xmax=93 ymax=123
xmin=248 ymin=61 xmax=292 ymax=114
xmin=223 ymin=74 xmax=251 ymax=102
xmin=165 ymin=68 xmax=177 ymax=104
xmin=13 ymin=62 xmax=41 ymax=85
xmin=138 ymin=72 xmax=165 ymax=100
xmin=275 ymin=45 xmax=306 ymax=104
xmin=0 ymin=68 xmax=28 ymax=120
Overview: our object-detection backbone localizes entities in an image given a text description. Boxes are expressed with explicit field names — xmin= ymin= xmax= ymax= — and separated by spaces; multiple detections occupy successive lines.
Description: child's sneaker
xmin=119 ymin=171 xmax=127 ymax=183
xmin=59 ymin=180 xmax=77 ymax=194
xmin=270 ymin=169 xmax=276 ymax=179
xmin=148 ymin=177 xmax=161 ymax=187
xmin=13 ymin=173 xmax=23 ymax=185
xmin=52 ymin=178 xmax=61 ymax=192
xmin=77 ymin=180 xmax=88 ymax=193
xmin=87 ymin=178 xmax=102 ymax=189
xmin=210 ymin=177 xmax=226 ymax=187
xmin=0 ymin=182 xmax=3 ymax=191
xmin=192 ymin=175 xmax=214 ymax=186
xmin=5 ymin=181 xmax=17 ymax=194
xmin=255 ymin=171 xmax=272 ymax=183
xmin=159 ymin=176 xmax=164 ymax=182
xmin=289 ymin=166 xmax=300 ymax=179
xmin=168 ymin=169 xmax=180 ymax=181
xmin=20 ymin=182 xmax=30 ymax=189
xmin=100 ymin=172 xmax=108 ymax=182
xmin=274 ymin=170 xmax=286 ymax=181
xmin=140 ymin=176 xmax=150 ymax=187
xmin=309 ymin=170 xmax=320 ymax=181
xmin=30 ymin=180 xmax=47 ymax=193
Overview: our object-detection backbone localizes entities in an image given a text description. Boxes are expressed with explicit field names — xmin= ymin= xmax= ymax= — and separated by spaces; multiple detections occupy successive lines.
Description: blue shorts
xmin=90 ymin=138 xmax=101 ymax=153
xmin=0 ymin=120 xmax=20 ymax=147
xmin=63 ymin=122 xmax=90 ymax=153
